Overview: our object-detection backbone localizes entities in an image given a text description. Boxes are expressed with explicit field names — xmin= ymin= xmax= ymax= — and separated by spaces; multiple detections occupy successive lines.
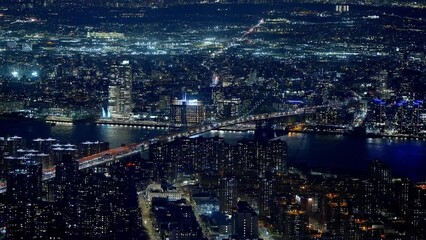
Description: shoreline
xmin=289 ymin=129 xmax=426 ymax=141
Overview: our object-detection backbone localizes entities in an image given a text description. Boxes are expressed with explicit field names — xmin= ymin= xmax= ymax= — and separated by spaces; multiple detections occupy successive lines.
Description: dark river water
xmin=1 ymin=119 xmax=425 ymax=181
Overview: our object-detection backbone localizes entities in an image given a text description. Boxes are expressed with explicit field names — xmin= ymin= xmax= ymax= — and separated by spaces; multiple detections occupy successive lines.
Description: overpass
xmin=0 ymin=105 xmax=335 ymax=194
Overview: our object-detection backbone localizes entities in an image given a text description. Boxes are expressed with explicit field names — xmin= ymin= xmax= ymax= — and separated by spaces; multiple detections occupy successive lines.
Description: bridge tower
xmin=254 ymin=119 xmax=276 ymax=140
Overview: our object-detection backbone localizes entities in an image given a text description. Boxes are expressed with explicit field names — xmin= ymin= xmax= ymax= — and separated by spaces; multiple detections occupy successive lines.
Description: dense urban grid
xmin=1 ymin=134 xmax=426 ymax=239
xmin=0 ymin=0 xmax=425 ymax=239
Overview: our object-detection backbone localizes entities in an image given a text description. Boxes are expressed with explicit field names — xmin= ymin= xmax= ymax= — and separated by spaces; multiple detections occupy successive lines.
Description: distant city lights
xmin=11 ymin=71 xmax=19 ymax=78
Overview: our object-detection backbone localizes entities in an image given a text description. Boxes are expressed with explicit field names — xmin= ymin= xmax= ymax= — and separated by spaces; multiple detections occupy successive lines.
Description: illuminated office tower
xmin=170 ymin=98 xmax=206 ymax=126
xmin=395 ymin=100 xmax=424 ymax=135
xmin=219 ymin=175 xmax=238 ymax=214
xmin=108 ymin=60 xmax=133 ymax=119
xmin=369 ymin=99 xmax=387 ymax=133
xmin=232 ymin=201 xmax=259 ymax=240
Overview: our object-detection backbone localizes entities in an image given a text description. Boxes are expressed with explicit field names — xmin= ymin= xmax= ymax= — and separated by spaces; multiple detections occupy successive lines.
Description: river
xmin=0 ymin=119 xmax=425 ymax=181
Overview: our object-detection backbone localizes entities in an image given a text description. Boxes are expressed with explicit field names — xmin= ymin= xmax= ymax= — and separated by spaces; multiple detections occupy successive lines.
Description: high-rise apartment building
xmin=393 ymin=178 xmax=411 ymax=217
xmin=7 ymin=160 xmax=42 ymax=204
xmin=368 ymin=159 xmax=392 ymax=212
xmin=282 ymin=209 xmax=309 ymax=240
xmin=219 ymin=175 xmax=238 ymax=214
xmin=258 ymin=172 xmax=275 ymax=218
xmin=77 ymin=141 xmax=109 ymax=158
xmin=53 ymin=148 xmax=78 ymax=201
xmin=231 ymin=201 xmax=259 ymax=240
xmin=6 ymin=160 xmax=42 ymax=239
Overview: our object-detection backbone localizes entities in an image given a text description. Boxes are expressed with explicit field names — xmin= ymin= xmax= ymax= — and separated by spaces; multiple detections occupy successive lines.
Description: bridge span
xmin=0 ymin=105 xmax=334 ymax=194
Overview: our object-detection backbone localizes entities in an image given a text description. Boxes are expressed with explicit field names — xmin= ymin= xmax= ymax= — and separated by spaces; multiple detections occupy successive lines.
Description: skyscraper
xmin=108 ymin=60 xmax=133 ymax=119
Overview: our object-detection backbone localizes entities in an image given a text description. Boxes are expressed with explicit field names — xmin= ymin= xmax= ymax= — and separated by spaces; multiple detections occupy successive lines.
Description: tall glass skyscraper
xmin=108 ymin=60 xmax=133 ymax=119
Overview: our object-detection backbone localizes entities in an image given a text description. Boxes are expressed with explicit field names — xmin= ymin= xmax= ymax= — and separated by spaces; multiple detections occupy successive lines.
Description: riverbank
xmin=289 ymin=129 xmax=426 ymax=141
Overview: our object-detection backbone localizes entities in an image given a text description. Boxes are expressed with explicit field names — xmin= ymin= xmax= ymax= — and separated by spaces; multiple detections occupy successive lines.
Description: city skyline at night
xmin=0 ymin=0 xmax=425 ymax=239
